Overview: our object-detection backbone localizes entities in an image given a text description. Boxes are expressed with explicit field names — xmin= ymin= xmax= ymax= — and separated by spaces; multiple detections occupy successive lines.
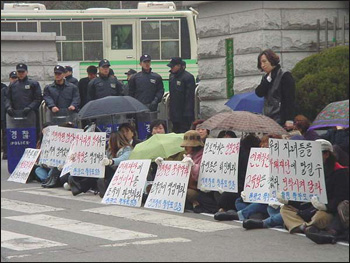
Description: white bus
xmin=1 ymin=2 xmax=198 ymax=91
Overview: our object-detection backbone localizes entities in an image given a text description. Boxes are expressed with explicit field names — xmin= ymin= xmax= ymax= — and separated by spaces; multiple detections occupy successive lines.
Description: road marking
xmin=1 ymin=230 xmax=66 ymax=251
xmin=83 ymin=206 xmax=239 ymax=232
xmin=1 ymin=186 xmax=42 ymax=193
xmin=5 ymin=214 xmax=156 ymax=241
xmin=19 ymin=189 xmax=101 ymax=204
xmin=101 ymin=237 xmax=191 ymax=247
xmin=1 ymin=198 xmax=64 ymax=214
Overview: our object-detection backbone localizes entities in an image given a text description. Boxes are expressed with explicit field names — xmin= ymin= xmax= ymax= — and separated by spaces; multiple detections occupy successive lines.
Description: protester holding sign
xmin=280 ymin=139 xmax=349 ymax=235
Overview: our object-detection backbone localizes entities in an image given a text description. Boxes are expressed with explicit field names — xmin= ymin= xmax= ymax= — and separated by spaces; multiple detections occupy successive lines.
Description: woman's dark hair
xmin=257 ymin=49 xmax=280 ymax=71
xmin=150 ymin=119 xmax=167 ymax=134
xmin=108 ymin=131 xmax=131 ymax=157
xmin=191 ymin=119 xmax=210 ymax=135
xmin=241 ymin=134 xmax=261 ymax=151
xmin=218 ymin=130 xmax=237 ymax=138
xmin=119 ymin=122 xmax=137 ymax=138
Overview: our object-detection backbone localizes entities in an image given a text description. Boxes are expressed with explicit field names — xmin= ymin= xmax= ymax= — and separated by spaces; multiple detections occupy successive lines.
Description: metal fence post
xmin=343 ymin=15 xmax=346 ymax=45
xmin=317 ymin=19 xmax=320 ymax=52
xmin=333 ymin=17 xmax=337 ymax=46
xmin=325 ymin=18 xmax=328 ymax=48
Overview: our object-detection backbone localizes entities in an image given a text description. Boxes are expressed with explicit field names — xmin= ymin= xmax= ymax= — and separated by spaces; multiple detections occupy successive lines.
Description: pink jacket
xmin=188 ymin=148 xmax=204 ymax=190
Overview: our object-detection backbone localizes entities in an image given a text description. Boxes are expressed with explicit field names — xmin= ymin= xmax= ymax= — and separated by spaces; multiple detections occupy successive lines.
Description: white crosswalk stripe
xmin=1 ymin=230 xmax=66 ymax=251
xmin=83 ymin=206 xmax=239 ymax=232
xmin=5 ymin=214 xmax=157 ymax=241
xmin=1 ymin=198 xmax=64 ymax=214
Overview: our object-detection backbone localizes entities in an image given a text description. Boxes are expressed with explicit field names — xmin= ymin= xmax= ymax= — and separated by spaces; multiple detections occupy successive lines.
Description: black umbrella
xmin=78 ymin=96 xmax=150 ymax=120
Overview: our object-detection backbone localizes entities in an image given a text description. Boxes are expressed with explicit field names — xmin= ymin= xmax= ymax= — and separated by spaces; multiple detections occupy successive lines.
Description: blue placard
xmin=6 ymin=127 xmax=37 ymax=173
xmin=137 ymin=122 xmax=151 ymax=141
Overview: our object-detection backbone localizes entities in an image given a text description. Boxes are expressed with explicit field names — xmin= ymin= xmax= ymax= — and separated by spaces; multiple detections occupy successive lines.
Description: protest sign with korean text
xmin=243 ymin=148 xmax=280 ymax=204
xmin=39 ymin=126 xmax=83 ymax=167
xmin=59 ymin=146 xmax=75 ymax=177
xmin=69 ymin=132 xmax=106 ymax=178
xmin=198 ymin=138 xmax=240 ymax=193
xmin=144 ymin=161 xmax=191 ymax=213
xmin=269 ymin=138 xmax=327 ymax=203
xmin=102 ymin=160 xmax=151 ymax=207
xmin=8 ymin=148 xmax=41 ymax=184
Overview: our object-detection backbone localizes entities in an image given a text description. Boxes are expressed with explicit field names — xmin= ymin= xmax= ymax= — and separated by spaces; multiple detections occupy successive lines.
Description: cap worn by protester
xmin=140 ymin=54 xmax=151 ymax=62
xmin=54 ymin=65 xmax=66 ymax=74
xmin=16 ymin=63 xmax=28 ymax=72
xmin=316 ymin=139 xmax=333 ymax=152
xmin=180 ymin=130 xmax=204 ymax=147
xmin=9 ymin=71 xmax=17 ymax=78
xmin=65 ymin=66 xmax=73 ymax=72
xmin=167 ymin=57 xmax=183 ymax=68
xmin=125 ymin=69 xmax=137 ymax=75
xmin=99 ymin=59 xmax=111 ymax=67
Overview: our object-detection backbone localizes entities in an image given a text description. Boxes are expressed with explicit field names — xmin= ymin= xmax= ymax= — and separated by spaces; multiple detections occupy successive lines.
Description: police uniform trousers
xmin=280 ymin=204 xmax=334 ymax=233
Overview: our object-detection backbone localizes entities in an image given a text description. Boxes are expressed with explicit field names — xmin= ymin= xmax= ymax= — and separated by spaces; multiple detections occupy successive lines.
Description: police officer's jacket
xmin=65 ymin=75 xmax=79 ymax=87
xmin=1 ymin=83 xmax=7 ymax=121
xmin=169 ymin=68 xmax=196 ymax=123
xmin=128 ymin=68 xmax=164 ymax=105
xmin=43 ymin=80 xmax=80 ymax=110
xmin=86 ymin=74 xmax=123 ymax=102
xmin=4 ymin=76 xmax=42 ymax=111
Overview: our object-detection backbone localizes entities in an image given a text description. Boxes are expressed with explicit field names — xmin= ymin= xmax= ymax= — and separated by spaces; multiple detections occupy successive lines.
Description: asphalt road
xmin=1 ymin=156 xmax=349 ymax=262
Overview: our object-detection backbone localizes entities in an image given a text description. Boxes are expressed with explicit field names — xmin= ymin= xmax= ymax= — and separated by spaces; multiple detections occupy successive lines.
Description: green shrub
xmin=291 ymin=45 xmax=349 ymax=121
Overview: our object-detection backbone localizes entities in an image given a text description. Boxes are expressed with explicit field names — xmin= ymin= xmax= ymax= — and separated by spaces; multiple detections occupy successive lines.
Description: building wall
xmin=186 ymin=1 xmax=349 ymax=119
xmin=1 ymin=32 xmax=60 ymax=89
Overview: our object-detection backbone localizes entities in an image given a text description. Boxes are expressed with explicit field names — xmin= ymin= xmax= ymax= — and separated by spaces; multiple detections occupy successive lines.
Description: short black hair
xmin=119 ymin=122 xmax=136 ymax=135
xmin=87 ymin=65 xmax=97 ymax=74
xmin=218 ymin=130 xmax=237 ymax=138
xmin=150 ymin=119 xmax=167 ymax=134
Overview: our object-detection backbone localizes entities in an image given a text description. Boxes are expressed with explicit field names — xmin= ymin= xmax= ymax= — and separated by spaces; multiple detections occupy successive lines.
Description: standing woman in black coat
xmin=255 ymin=49 xmax=296 ymax=130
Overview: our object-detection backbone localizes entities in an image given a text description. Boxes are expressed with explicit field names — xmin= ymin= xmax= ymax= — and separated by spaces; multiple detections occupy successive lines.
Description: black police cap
xmin=54 ymin=65 xmax=66 ymax=73
xmin=16 ymin=63 xmax=28 ymax=71
xmin=167 ymin=57 xmax=183 ymax=68
xmin=99 ymin=59 xmax=111 ymax=67
xmin=124 ymin=69 xmax=137 ymax=75
xmin=9 ymin=71 xmax=17 ymax=78
xmin=140 ymin=54 xmax=151 ymax=62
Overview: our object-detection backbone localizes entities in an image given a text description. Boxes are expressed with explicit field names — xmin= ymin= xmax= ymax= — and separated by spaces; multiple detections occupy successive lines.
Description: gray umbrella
xmin=78 ymin=96 xmax=149 ymax=120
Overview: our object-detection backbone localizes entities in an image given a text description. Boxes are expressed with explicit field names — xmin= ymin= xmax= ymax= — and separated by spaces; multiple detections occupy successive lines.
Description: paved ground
xmin=1 ymin=155 xmax=349 ymax=262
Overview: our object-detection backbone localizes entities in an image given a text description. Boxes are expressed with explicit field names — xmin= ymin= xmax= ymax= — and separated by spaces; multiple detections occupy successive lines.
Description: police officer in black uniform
xmin=86 ymin=59 xmax=123 ymax=102
xmin=5 ymin=63 xmax=42 ymax=118
xmin=64 ymin=66 xmax=79 ymax=87
xmin=129 ymin=54 xmax=164 ymax=112
xmin=167 ymin=57 xmax=196 ymax=133
xmin=43 ymin=65 xmax=80 ymax=114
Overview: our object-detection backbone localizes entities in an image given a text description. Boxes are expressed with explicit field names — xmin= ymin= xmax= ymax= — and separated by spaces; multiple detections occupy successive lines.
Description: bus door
xmin=105 ymin=20 xmax=138 ymax=81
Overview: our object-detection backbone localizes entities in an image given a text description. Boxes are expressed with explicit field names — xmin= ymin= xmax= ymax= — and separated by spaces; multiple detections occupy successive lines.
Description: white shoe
xmin=63 ymin=182 xmax=71 ymax=190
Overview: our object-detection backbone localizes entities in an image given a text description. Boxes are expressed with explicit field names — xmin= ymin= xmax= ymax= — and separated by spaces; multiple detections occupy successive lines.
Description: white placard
xmin=102 ymin=160 xmax=151 ymax=207
xmin=8 ymin=148 xmax=41 ymax=184
xmin=269 ymin=138 xmax=327 ymax=203
xmin=144 ymin=161 xmax=191 ymax=213
xmin=198 ymin=138 xmax=240 ymax=193
xmin=39 ymin=126 xmax=83 ymax=167
xmin=243 ymin=148 xmax=280 ymax=204
xmin=59 ymin=146 xmax=75 ymax=177
xmin=69 ymin=132 xmax=106 ymax=178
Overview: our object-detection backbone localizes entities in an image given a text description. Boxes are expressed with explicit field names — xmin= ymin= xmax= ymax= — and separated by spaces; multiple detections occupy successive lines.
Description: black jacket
xmin=169 ymin=68 xmax=196 ymax=123
xmin=255 ymin=65 xmax=295 ymax=125
xmin=128 ymin=68 xmax=164 ymax=105
xmin=1 ymin=83 xmax=7 ymax=121
xmin=86 ymin=75 xmax=123 ymax=102
xmin=78 ymin=77 xmax=92 ymax=108
xmin=43 ymin=80 xmax=80 ymax=110
xmin=5 ymin=76 xmax=42 ymax=111
xmin=65 ymin=75 xmax=79 ymax=87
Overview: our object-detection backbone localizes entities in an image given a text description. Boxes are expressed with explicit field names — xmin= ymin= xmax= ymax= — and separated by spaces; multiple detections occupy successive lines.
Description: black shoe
xmin=306 ymin=231 xmax=337 ymax=244
xmin=243 ymin=219 xmax=264 ymax=230
xmin=304 ymin=225 xmax=320 ymax=235
xmin=68 ymin=176 xmax=83 ymax=196
xmin=2 ymin=153 xmax=7 ymax=160
xmin=214 ymin=210 xmax=239 ymax=221
xmin=193 ymin=205 xmax=205 ymax=214
xmin=97 ymin=178 xmax=106 ymax=198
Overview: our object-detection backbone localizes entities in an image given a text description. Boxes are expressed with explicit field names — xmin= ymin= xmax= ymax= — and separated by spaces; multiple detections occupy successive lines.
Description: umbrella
xmin=198 ymin=111 xmax=288 ymax=135
xmin=78 ymin=96 xmax=149 ymax=120
xmin=309 ymin=100 xmax=349 ymax=130
xmin=225 ymin=92 xmax=264 ymax=113
xmin=128 ymin=133 xmax=184 ymax=161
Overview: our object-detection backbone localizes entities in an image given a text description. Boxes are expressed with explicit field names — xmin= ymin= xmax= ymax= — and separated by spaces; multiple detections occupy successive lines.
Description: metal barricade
xmin=45 ymin=108 xmax=78 ymax=127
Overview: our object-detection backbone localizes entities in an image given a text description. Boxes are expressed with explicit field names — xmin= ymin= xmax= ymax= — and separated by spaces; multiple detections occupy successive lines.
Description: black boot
xmin=214 ymin=210 xmax=239 ymax=221
xmin=243 ymin=219 xmax=264 ymax=230
xmin=97 ymin=178 xmax=106 ymax=198
xmin=305 ymin=230 xmax=337 ymax=244
xmin=42 ymin=168 xmax=61 ymax=188
xmin=68 ymin=176 xmax=83 ymax=196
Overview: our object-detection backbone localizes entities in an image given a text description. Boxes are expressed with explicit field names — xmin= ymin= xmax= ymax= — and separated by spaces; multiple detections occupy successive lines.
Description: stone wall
xmin=185 ymin=1 xmax=349 ymax=119
xmin=1 ymin=32 xmax=61 ymax=90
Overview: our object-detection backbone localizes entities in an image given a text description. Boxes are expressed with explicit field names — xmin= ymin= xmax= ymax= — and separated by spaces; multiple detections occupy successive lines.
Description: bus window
xmin=111 ymin=25 xmax=133 ymax=50
xmin=63 ymin=42 xmax=83 ymax=61
xmin=84 ymin=42 xmax=103 ymax=61
xmin=18 ymin=22 xmax=37 ymax=32
xmin=62 ymin=22 xmax=82 ymax=41
xmin=41 ymin=22 xmax=60 ymax=36
xmin=1 ymin=22 xmax=16 ymax=32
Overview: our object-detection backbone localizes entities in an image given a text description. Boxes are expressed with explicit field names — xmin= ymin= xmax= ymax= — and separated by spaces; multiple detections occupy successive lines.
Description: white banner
xmin=144 ymin=161 xmax=191 ymax=213
xmin=102 ymin=160 xmax=151 ymax=207
xmin=243 ymin=148 xmax=280 ymax=204
xmin=69 ymin=132 xmax=106 ymax=178
xmin=8 ymin=148 xmax=41 ymax=184
xmin=269 ymin=138 xmax=327 ymax=203
xmin=39 ymin=126 xmax=83 ymax=167
xmin=198 ymin=138 xmax=240 ymax=193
